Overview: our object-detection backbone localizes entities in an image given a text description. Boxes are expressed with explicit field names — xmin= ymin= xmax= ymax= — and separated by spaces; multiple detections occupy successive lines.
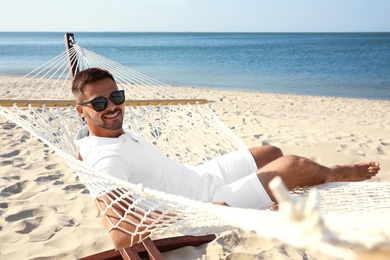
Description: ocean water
xmin=0 ymin=32 xmax=389 ymax=100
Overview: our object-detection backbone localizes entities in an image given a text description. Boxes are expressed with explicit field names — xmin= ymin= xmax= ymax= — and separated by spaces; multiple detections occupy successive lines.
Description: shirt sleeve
xmin=90 ymin=153 xmax=129 ymax=182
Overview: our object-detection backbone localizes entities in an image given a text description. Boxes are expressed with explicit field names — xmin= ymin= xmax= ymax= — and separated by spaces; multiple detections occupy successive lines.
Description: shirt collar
xmin=74 ymin=124 xmax=139 ymax=143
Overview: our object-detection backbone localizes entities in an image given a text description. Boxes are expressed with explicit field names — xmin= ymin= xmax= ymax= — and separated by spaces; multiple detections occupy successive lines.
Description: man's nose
xmin=106 ymin=98 xmax=116 ymax=109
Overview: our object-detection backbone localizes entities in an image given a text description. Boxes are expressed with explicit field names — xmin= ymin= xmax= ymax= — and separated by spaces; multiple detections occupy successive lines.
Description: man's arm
xmin=95 ymin=190 xmax=230 ymax=249
xmin=95 ymin=190 xmax=153 ymax=249
xmin=77 ymin=149 xmax=146 ymax=248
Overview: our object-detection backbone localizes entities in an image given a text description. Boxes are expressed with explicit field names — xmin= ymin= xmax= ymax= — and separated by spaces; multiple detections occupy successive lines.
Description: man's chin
xmin=101 ymin=119 xmax=123 ymax=131
xmin=105 ymin=125 xmax=123 ymax=131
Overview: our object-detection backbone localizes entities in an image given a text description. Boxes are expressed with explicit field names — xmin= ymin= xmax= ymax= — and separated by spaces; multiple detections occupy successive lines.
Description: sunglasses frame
xmin=79 ymin=90 xmax=125 ymax=112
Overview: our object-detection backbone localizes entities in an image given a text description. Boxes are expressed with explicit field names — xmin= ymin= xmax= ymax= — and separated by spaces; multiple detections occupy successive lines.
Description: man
xmin=73 ymin=68 xmax=380 ymax=248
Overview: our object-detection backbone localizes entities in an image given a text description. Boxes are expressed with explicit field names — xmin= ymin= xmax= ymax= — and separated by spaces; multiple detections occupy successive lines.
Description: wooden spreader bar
xmin=0 ymin=99 xmax=209 ymax=108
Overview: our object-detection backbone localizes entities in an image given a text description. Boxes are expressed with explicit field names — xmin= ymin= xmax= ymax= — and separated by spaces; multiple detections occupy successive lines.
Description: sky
xmin=0 ymin=0 xmax=389 ymax=32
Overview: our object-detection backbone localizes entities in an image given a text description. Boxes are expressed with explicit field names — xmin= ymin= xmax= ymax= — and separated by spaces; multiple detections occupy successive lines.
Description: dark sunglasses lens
xmin=110 ymin=91 xmax=125 ymax=105
xmin=91 ymin=97 xmax=107 ymax=112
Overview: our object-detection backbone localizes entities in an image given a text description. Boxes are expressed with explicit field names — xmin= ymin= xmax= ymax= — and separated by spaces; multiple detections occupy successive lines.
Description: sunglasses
xmin=79 ymin=90 xmax=125 ymax=112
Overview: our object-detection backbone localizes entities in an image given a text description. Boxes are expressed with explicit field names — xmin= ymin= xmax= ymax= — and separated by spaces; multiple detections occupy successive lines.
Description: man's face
xmin=76 ymin=78 xmax=125 ymax=137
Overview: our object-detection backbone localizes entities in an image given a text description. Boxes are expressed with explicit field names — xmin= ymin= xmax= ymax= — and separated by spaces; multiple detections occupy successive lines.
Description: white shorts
xmin=196 ymin=149 xmax=274 ymax=210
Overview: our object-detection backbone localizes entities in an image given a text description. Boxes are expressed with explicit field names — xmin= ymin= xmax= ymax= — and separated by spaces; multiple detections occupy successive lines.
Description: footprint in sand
xmin=64 ymin=184 xmax=89 ymax=194
xmin=0 ymin=149 xmax=20 ymax=158
xmin=0 ymin=182 xmax=24 ymax=197
xmin=19 ymin=134 xmax=30 ymax=143
xmin=4 ymin=175 xmax=21 ymax=181
xmin=45 ymin=163 xmax=59 ymax=170
xmin=34 ymin=173 xmax=62 ymax=183
xmin=1 ymin=122 xmax=16 ymax=130
xmin=0 ymin=202 xmax=8 ymax=209
xmin=53 ymin=180 xmax=64 ymax=185
xmin=5 ymin=209 xmax=34 ymax=222
xmin=0 ymin=180 xmax=45 ymax=200
xmin=4 ymin=207 xmax=67 ymax=239
xmin=0 ymin=159 xmax=13 ymax=166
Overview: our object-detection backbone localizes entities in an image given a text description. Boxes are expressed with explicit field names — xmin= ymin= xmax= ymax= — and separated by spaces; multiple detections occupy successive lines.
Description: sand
xmin=0 ymin=77 xmax=389 ymax=259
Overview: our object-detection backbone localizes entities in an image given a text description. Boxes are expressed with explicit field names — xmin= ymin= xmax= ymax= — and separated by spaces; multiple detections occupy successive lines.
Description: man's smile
xmin=104 ymin=111 xmax=120 ymax=119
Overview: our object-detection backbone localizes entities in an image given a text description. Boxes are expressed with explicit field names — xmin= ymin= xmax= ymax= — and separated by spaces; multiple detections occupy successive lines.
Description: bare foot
xmin=327 ymin=162 xmax=380 ymax=182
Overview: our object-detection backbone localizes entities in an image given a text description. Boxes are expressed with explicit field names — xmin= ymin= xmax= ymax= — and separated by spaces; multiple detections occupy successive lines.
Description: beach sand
xmin=0 ymin=77 xmax=389 ymax=259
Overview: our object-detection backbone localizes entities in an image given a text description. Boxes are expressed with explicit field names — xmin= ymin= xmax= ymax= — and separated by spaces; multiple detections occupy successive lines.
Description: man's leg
xmin=255 ymin=154 xmax=380 ymax=203
xmin=249 ymin=145 xmax=284 ymax=168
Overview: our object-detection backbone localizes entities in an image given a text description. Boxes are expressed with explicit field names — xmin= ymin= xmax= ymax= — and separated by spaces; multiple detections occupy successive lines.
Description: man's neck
xmin=88 ymin=127 xmax=124 ymax=138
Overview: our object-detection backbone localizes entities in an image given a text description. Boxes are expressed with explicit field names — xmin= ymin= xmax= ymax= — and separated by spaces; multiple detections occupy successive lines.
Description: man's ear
xmin=75 ymin=104 xmax=84 ymax=118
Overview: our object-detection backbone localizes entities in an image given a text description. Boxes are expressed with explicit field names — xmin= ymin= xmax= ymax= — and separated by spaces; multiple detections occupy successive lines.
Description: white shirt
xmin=74 ymin=125 xmax=218 ymax=201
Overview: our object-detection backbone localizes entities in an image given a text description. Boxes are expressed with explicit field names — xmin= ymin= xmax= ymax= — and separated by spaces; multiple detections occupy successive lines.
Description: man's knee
xmin=262 ymin=145 xmax=283 ymax=160
xmin=283 ymin=154 xmax=310 ymax=168
xmin=249 ymin=145 xmax=283 ymax=169
xmin=269 ymin=145 xmax=283 ymax=158
xmin=250 ymin=145 xmax=283 ymax=159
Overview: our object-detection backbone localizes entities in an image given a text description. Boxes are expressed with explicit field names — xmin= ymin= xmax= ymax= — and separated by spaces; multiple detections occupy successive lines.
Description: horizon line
xmin=1 ymin=31 xmax=390 ymax=34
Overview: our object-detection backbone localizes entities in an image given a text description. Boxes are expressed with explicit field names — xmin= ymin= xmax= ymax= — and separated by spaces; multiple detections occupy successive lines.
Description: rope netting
xmin=0 ymin=35 xmax=389 ymax=259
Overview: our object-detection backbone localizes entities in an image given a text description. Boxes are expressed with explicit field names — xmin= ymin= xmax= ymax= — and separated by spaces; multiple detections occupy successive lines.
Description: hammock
xmin=1 ymin=33 xmax=389 ymax=259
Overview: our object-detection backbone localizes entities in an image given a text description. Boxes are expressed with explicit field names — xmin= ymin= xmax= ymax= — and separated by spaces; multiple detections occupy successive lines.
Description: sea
xmin=0 ymin=32 xmax=389 ymax=100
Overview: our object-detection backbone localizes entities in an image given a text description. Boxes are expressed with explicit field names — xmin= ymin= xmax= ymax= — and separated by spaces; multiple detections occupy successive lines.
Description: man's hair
xmin=72 ymin=68 xmax=116 ymax=102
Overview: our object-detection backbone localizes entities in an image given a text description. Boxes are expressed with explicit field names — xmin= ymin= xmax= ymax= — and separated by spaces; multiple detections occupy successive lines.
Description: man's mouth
xmin=103 ymin=111 xmax=120 ymax=119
